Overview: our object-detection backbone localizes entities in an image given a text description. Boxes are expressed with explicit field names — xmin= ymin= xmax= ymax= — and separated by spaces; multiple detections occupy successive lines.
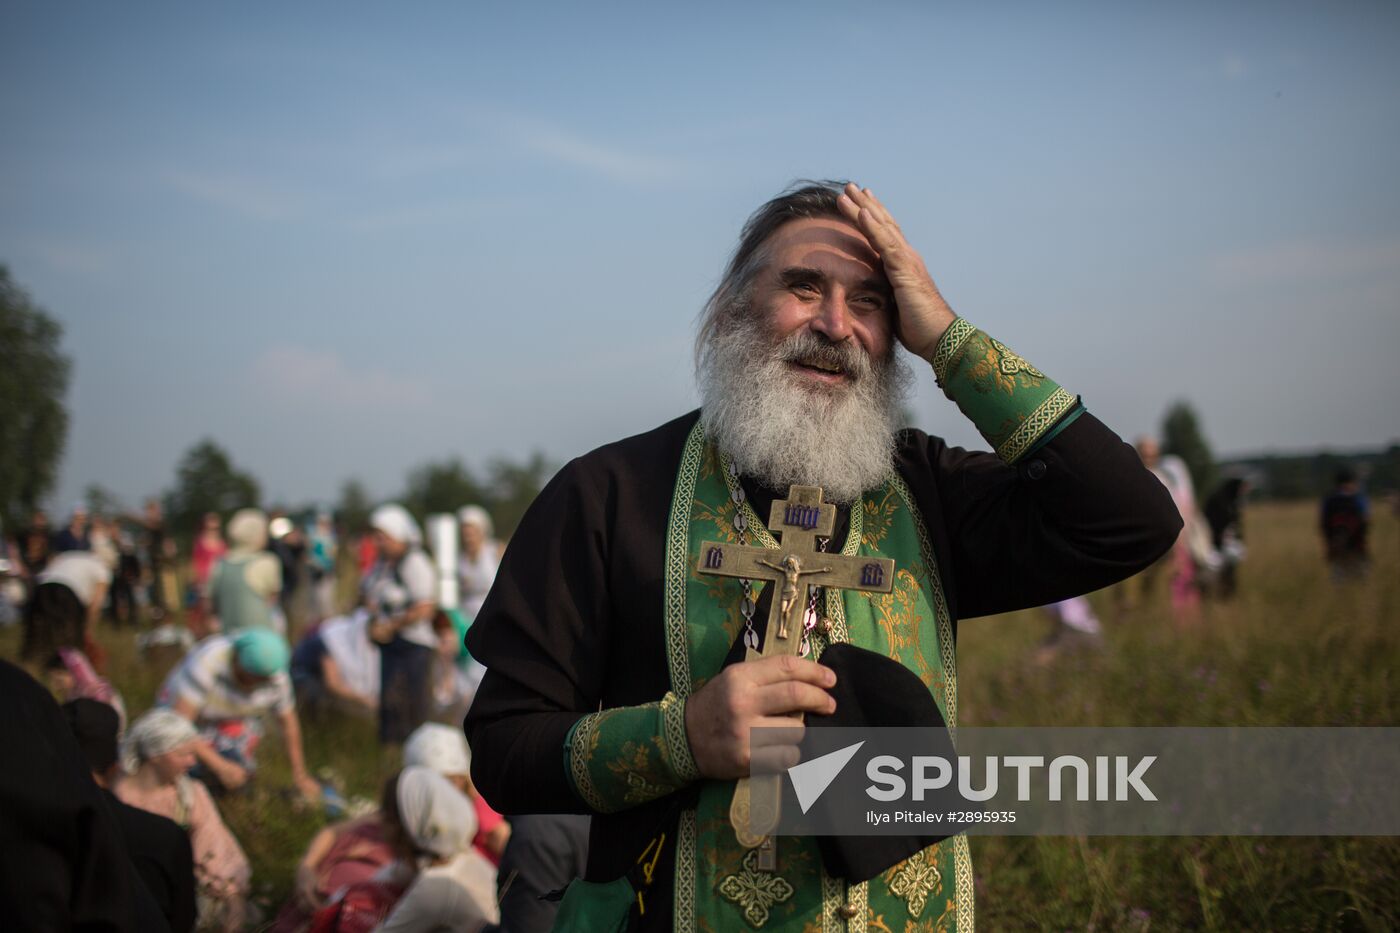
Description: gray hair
xmin=694 ymin=180 xmax=852 ymax=372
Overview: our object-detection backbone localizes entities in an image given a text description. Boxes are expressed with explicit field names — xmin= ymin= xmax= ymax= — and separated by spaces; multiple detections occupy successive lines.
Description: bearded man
xmin=464 ymin=181 xmax=1180 ymax=931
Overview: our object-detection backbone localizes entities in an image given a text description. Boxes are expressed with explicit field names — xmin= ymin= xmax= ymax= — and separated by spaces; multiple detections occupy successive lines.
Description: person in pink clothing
xmin=1133 ymin=436 xmax=1203 ymax=622
xmin=116 ymin=708 xmax=251 ymax=933
xmin=44 ymin=646 xmax=127 ymax=727
xmin=187 ymin=512 xmax=228 ymax=637
xmin=191 ymin=512 xmax=228 ymax=592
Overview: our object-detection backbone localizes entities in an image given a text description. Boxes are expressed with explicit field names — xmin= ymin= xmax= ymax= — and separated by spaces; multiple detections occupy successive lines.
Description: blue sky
xmin=3 ymin=1 xmax=1398 ymax=512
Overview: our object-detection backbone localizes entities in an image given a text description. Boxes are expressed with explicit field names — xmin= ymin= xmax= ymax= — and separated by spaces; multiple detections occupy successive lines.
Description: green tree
xmin=336 ymin=478 xmax=374 ymax=534
xmin=1161 ymin=401 xmax=1217 ymax=497
xmin=0 ymin=266 xmax=71 ymax=529
xmin=164 ymin=440 xmax=261 ymax=541
xmin=401 ymin=458 xmax=488 ymax=525
xmin=84 ymin=483 xmax=124 ymax=517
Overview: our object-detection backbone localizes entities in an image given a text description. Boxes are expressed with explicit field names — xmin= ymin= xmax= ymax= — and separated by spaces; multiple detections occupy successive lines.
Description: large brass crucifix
xmin=695 ymin=484 xmax=895 ymax=859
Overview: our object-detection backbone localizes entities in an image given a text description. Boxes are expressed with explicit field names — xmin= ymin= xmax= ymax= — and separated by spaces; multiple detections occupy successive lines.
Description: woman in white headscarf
xmin=374 ymin=766 xmax=498 ymax=933
xmin=455 ymin=506 xmax=501 ymax=619
xmin=403 ymin=723 xmax=511 ymax=862
xmin=361 ymin=504 xmax=439 ymax=745
xmin=115 ymin=709 xmax=251 ymax=932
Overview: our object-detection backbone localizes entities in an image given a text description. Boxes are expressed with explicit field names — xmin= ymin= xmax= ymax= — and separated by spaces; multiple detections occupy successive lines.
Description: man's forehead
xmin=763 ymin=217 xmax=882 ymax=276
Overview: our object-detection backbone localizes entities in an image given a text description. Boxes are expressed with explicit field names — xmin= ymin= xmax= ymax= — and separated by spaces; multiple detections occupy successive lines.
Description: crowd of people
xmin=0 ymin=181 xmax=1389 ymax=932
xmin=0 ymin=498 xmax=587 ymax=933
xmin=1107 ymin=437 xmax=1252 ymax=624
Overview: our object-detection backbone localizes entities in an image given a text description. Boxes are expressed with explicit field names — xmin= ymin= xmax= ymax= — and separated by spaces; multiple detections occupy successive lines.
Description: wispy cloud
xmin=492 ymin=112 xmax=690 ymax=186
xmin=165 ymin=170 xmax=305 ymax=221
xmin=521 ymin=126 xmax=681 ymax=183
xmin=1210 ymin=238 xmax=1400 ymax=285
xmin=368 ymin=143 xmax=481 ymax=180
xmin=248 ymin=344 xmax=432 ymax=411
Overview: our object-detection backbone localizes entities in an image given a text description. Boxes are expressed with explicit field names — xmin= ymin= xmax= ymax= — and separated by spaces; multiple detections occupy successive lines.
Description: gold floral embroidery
xmin=926 ymin=898 xmax=958 ymax=932
xmin=624 ymin=770 xmax=665 ymax=803
xmin=990 ymin=337 xmax=1044 ymax=379
xmin=884 ymin=847 xmax=943 ymax=919
xmin=867 ymin=912 xmax=896 ymax=933
xmin=888 ymin=475 xmax=957 ymax=734
xmin=862 ymin=488 xmax=899 ymax=550
xmin=867 ymin=569 xmax=935 ymax=684
xmin=605 ymin=737 xmax=667 ymax=805
xmin=962 ymin=334 xmax=1048 ymax=398
xmin=901 ymin=910 xmax=953 ymax=933
xmin=964 ymin=342 xmax=1017 ymax=396
xmin=693 ymin=496 xmax=742 ymax=545
xmin=718 ymin=848 xmax=795 ymax=928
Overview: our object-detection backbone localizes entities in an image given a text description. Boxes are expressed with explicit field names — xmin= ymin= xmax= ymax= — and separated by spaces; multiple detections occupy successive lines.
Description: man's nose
xmin=810 ymin=291 xmax=855 ymax=342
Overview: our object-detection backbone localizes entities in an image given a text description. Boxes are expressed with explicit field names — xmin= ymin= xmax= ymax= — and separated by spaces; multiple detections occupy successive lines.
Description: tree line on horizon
xmin=136 ymin=440 xmax=557 ymax=547
xmin=3 ymin=263 xmax=1395 ymax=538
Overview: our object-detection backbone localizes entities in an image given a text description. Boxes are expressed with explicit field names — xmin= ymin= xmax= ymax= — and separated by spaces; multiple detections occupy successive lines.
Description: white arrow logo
xmin=788 ymin=740 xmax=866 ymax=814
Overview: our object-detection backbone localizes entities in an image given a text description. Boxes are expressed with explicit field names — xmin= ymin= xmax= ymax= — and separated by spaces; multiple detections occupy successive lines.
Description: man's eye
xmin=853 ymin=295 xmax=884 ymax=310
xmin=793 ymin=282 xmax=819 ymax=295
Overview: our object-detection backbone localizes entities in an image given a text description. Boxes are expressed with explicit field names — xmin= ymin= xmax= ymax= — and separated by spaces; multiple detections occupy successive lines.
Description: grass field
xmin=3 ymin=501 xmax=1396 ymax=931
xmin=958 ymin=502 xmax=1398 ymax=931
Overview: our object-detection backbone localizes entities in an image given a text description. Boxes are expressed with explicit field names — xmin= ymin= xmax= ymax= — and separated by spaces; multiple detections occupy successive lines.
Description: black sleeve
xmin=0 ymin=660 xmax=140 ymax=932
xmin=917 ymin=413 xmax=1181 ymax=619
xmin=464 ymin=458 xmax=614 ymax=815
xmin=162 ymin=822 xmax=197 ymax=933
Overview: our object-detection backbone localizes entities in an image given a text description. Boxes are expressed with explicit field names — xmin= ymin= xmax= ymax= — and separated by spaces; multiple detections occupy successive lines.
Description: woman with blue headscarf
xmin=158 ymin=627 xmax=322 ymax=801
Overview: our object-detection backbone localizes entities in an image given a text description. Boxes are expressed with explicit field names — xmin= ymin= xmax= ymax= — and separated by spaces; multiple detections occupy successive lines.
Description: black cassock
xmin=465 ymin=410 xmax=1178 ymax=904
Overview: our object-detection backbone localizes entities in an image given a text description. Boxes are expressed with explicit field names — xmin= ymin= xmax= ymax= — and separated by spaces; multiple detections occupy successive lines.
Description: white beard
xmin=699 ymin=316 xmax=912 ymax=503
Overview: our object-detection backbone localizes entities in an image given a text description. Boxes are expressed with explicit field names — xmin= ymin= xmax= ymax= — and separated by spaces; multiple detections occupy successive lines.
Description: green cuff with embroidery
xmin=564 ymin=691 xmax=700 ymax=814
xmin=930 ymin=317 xmax=1081 ymax=464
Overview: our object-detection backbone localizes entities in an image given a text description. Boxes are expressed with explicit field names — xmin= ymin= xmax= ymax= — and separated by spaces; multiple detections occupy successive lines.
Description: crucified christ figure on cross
xmin=756 ymin=555 xmax=831 ymax=636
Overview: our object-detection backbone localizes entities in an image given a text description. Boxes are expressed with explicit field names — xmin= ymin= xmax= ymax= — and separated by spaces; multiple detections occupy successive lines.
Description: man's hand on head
xmin=683 ymin=654 xmax=837 ymax=781
xmin=837 ymin=182 xmax=956 ymax=361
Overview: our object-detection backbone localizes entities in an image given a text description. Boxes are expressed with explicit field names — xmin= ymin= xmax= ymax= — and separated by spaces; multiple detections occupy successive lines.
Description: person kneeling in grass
xmin=116 ymin=708 xmax=250 ymax=932
xmin=158 ymin=627 xmax=321 ymax=802
xmin=373 ymin=766 xmax=498 ymax=933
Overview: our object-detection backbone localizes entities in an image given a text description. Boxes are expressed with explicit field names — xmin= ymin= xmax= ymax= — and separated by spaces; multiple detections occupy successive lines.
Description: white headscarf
xmin=121 ymin=708 xmax=197 ymax=774
xmin=227 ymin=508 xmax=269 ymax=553
xmin=403 ymin=722 xmax=471 ymax=777
xmin=371 ymin=504 xmax=422 ymax=548
xmin=456 ymin=505 xmax=494 ymax=539
xmin=396 ymin=766 xmax=478 ymax=860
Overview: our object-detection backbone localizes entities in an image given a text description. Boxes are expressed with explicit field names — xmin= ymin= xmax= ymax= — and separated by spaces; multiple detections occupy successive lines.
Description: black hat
xmin=62 ymin=698 xmax=121 ymax=775
xmin=804 ymin=642 xmax=956 ymax=883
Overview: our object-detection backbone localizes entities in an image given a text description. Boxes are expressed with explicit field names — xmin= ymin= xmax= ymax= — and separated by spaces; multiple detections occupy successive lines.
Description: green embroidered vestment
xmin=562 ymin=319 xmax=1080 ymax=931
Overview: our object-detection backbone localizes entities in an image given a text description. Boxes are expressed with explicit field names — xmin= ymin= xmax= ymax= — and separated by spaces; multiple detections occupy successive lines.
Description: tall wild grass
xmin=3 ymin=501 xmax=1394 ymax=929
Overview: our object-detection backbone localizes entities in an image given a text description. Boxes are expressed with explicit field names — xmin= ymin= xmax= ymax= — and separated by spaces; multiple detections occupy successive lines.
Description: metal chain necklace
xmin=799 ymin=536 xmax=830 ymax=657
xmin=728 ymin=462 xmax=762 ymax=650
